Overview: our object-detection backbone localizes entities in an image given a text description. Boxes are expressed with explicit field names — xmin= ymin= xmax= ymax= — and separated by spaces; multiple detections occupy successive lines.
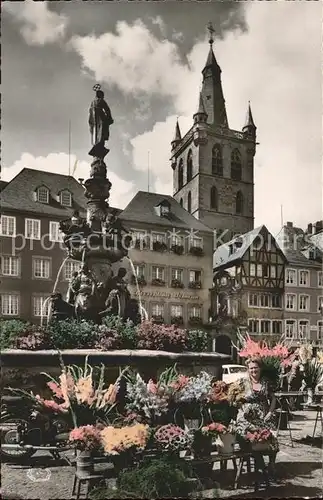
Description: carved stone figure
xmin=89 ymin=85 xmax=114 ymax=158
xmin=99 ymin=289 xmax=120 ymax=318
xmin=50 ymin=292 xmax=74 ymax=321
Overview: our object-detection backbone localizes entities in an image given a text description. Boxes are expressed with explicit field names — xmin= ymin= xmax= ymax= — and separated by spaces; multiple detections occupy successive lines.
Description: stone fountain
xmin=50 ymin=84 xmax=139 ymax=325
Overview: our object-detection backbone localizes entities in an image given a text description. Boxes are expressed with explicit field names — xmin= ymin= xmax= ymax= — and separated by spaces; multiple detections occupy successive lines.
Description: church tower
xmin=171 ymin=24 xmax=256 ymax=243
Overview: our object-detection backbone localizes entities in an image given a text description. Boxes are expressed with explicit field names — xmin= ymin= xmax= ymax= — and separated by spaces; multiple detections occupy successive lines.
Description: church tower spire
xmin=201 ymin=23 xmax=228 ymax=128
xmin=242 ymin=102 xmax=256 ymax=138
xmin=193 ymin=92 xmax=208 ymax=124
xmin=171 ymin=119 xmax=182 ymax=150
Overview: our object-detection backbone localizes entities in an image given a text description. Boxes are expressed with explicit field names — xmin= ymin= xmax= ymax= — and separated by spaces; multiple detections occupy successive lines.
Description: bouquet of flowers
xmin=235 ymin=332 xmax=295 ymax=390
xmin=42 ymin=355 xmax=127 ymax=427
xmin=172 ymin=371 xmax=213 ymax=403
xmin=227 ymin=380 xmax=246 ymax=406
xmin=201 ymin=422 xmax=235 ymax=437
xmin=207 ymin=381 xmax=229 ymax=403
xmin=154 ymin=424 xmax=193 ymax=452
xmin=125 ymin=373 xmax=169 ymax=424
xmin=100 ymin=423 xmax=150 ymax=455
xmin=245 ymin=428 xmax=273 ymax=444
xmin=69 ymin=424 xmax=102 ymax=451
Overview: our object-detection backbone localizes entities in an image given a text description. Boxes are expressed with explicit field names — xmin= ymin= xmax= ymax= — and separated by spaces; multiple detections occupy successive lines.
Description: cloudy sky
xmin=2 ymin=0 xmax=322 ymax=235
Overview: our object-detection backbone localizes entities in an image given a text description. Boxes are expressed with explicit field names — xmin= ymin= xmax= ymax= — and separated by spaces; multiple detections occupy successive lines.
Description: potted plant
xmin=188 ymin=281 xmax=202 ymax=289
xmin=152 ymin=241 xmax=168 ymax=252
xmin=202 ymin=422 xmax=236 ymax=455
xmin=131 ymin=274 xmax=146 ymax=286
xmin=171 ymin=279 xmax=184 ymax=289
xmin=171 ymin=316 xmax=184 ymax=325
xmin=171 ymin=244 xmax=184 ymax=255
xmin=151 ymin=314 xmax=164 ymax=324
xmin=189 ymin=246 xmax=204 ymax=257
xmin=188 ymin=316 xmax=202 ymax=326
xmin=151 ymin=278 xmax=165 ymax=287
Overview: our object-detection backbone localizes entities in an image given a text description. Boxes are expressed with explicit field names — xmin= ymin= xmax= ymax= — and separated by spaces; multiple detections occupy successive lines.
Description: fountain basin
xmin=1 ymin=349 xmax=229 ymax=392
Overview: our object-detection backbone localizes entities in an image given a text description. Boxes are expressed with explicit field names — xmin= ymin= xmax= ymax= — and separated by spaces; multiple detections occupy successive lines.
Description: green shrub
xmin=102 ymin=315 xmax=137 ymax=349
xmin=0 ymin=319 xmax=30 ymax=349
xmin=47 ymin=319 xmax=97 ymax=349
xmin=90 ymin=455 xmax=199 ymax=499
xmin=186 ymin=329 xmax=210 ymax=352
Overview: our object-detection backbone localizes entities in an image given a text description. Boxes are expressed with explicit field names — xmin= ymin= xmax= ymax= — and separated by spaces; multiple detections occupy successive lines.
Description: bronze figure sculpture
xmin=49 ymin=84 xmax=140 ymax=325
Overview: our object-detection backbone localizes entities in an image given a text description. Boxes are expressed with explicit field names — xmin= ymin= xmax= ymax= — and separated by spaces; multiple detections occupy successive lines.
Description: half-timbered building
xmin=210 ymin=225 xmax=287 ymax=353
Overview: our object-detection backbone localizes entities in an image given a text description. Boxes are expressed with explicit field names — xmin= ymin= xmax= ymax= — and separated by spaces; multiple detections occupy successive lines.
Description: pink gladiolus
xmin=147 ymin=379 xmax=158 ymax=394
xmin=47 ymin=381 xmax=64 ymax=399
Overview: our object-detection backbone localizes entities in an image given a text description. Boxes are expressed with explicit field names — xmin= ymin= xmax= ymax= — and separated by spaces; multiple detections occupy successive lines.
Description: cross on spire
xmin=207 ymin=21 xmax=215 ymax=46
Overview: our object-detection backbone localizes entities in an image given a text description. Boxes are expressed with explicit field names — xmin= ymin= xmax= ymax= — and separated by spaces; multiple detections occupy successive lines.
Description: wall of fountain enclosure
xmin=1 ymin=350 xmax=229 ymax=397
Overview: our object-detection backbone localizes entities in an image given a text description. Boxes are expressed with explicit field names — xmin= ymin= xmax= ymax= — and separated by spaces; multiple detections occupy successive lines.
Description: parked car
xmin=222 ymin=364 xmax=248 ymax=384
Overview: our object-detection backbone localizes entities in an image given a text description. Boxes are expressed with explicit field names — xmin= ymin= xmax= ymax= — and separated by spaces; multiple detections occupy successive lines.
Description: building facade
xmin=0 ymin=168 xmax=86 ymax=322
xmin=119 ymin=191 xmax=214 ymax=329
xmin=170 ymin=37 xmax=256 ymax=241
xmin=212 ymin=225 xmax=287 ymax=351
xmin=0 ymin=172 xmax=214 ymax=328
xmin=279 ymin=222 xmax=323 ymax=347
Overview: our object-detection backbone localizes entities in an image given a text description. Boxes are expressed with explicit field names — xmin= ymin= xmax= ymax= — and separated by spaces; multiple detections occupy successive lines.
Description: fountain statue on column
xmin=50 ymin=84 xmax=140 ymax=324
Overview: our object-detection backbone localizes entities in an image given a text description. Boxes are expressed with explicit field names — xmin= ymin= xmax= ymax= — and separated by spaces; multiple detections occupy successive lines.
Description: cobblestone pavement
xmin=1 ymin=410 xmax=323 ymax=499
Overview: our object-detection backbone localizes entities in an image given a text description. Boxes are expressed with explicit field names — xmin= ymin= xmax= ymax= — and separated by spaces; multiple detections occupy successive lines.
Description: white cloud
xmin=70 ymin=19 xmax=201 ymax=115
xmin=3 ymin=0 xmax=68 ymax=45
xmin=129 ymin=3 xmax=322 ymax=235
xmin=2 ymin=153 xmax=135 ymax=209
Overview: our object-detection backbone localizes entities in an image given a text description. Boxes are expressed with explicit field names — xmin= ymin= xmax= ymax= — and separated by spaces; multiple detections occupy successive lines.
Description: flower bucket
xmin=192 ymin=433 xmax=213 ymax=459
xmin=251 ymin=441 xmax=270 ymax=452
xmin=76 ymin=450 xmax=94 ymax=478
xmin=184 ymin=418 xmax=200 ymax=431
xmin=215 ymin=433 xmax=236 ymax=455
xmin=306 ymin=388 xmax=314 ymax=405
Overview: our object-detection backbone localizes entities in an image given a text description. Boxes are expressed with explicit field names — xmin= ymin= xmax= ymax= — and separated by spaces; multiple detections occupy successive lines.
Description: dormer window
xmin=60 ymin=190 xmax=72 ymax=207
xmin=37 ymin=186 xmax=49 ymax=204
xmin=156 ymin=200 xmax=171 ymax=217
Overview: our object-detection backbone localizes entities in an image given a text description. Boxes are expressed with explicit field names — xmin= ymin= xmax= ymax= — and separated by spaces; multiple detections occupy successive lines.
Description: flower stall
xmin=4 ymin=351 xmax=284 ymax=497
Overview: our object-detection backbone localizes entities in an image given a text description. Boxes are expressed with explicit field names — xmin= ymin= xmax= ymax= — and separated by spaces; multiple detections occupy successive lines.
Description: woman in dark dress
xmin=236 ymin=357 xmax=279 ymax=472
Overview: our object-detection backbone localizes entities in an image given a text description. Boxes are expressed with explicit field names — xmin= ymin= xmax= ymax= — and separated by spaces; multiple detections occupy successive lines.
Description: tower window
xmin=231 ymin=149 xmax=242 ymax=181
xmin=235 ymin=191 xmax=243 ymax=214
xmin=212 ymin=145 xmax=223 ymax=176
xmin=187 ymin=149 xmax=193 ymax=182
xmin=187 ymin=191 xmax=192 ymax=213
xmin=179 ymin=198 xmax=183 ymax=207
xmin=178 ymin=159 xmax=184 ymax=190
xmin=210 ymin=186 xmax=218 ymax=210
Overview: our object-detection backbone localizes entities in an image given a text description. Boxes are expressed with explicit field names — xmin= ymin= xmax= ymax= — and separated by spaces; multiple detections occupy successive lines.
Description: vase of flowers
xmin=202 ymin=422 xmax=236 ymax=456
xmin=244 ymin=429 xmax=274 ymax=451
xmin=154 ymin=424 xmax=193 ymax=457
xmin=100 ymin=423 xmax=150 ymax=473
xmin=69 ymin=425 xmax=102 ymax=477
xmin=171 ymin=371 xmax=213 ymax=427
